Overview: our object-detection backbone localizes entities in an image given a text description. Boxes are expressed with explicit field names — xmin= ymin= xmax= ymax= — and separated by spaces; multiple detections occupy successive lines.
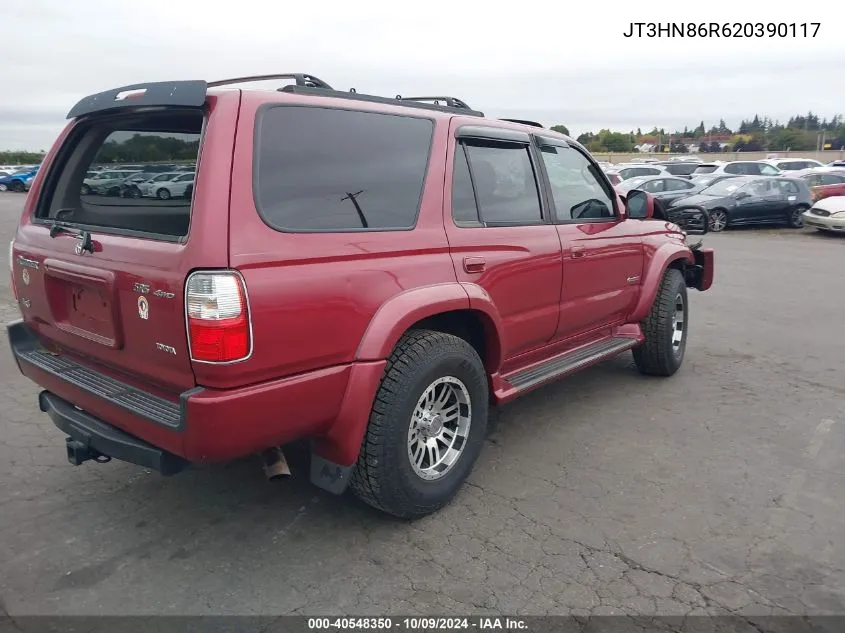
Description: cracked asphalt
xmin=0 ymin=193 xmax=843 ymax=619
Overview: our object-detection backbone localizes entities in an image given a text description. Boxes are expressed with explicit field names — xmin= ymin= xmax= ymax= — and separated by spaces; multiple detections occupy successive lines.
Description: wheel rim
xmin=0 ymin=184 xmax=7 ymax=192
xmin=792 ymin=208 xmax=804 ymax=226
xmin=710 ymin=211 xmax=727 ymax=231
xmin=158 ymin=189 xmax=169 ymax=199
xmin=671 ymin=293 xmax=686 ymax=353
xmin=407 ymin=376 xmax=472 ymax=481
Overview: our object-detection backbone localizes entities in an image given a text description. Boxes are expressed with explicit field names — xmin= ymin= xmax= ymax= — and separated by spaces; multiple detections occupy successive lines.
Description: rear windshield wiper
xmin=47 ymin=217 xmax=94 ymax=254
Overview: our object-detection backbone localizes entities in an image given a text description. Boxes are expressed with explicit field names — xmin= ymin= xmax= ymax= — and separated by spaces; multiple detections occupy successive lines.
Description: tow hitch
xmin=65 ymin=437 xmax=111 ymax=466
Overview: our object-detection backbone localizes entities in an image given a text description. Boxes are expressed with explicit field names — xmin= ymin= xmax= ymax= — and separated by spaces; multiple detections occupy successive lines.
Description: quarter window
xmin=255 ymin=106 xmax=434 ymax=231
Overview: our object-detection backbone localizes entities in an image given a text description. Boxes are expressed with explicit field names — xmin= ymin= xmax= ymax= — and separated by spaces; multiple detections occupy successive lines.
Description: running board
xmin=506 ymin=337 xmax=639 ymax=391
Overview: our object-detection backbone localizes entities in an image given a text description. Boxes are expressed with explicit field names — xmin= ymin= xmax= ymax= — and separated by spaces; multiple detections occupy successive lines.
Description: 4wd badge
xmin=137 ymin=296 xmax=149 ymax=320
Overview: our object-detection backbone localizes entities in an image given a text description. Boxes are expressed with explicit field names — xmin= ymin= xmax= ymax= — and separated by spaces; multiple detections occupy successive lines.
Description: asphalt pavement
xmin=0 ymin=193 xmax=843 ymax=619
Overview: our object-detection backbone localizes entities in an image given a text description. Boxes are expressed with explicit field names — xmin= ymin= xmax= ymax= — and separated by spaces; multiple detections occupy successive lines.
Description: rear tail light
xmin=185 ymin=271 xmax=251 ymax=363
xmin=9 ymin=241 xmax=17 ymax=299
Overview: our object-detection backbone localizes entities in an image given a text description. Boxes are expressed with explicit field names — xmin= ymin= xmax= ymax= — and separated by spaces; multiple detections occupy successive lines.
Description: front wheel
xmin=157 ymin=188 xmax=171 ymax=200
xmin=633 ymin=268 xmax=688 ymax=377
xmin=80 ymin=184 xmax=90 ymax=195
xmin=709 ymin=209 xmax=728 ymax=232
xmin=0 ymin=183 xmax=7 ymax=192
xmin=8 ymin=180 xmax=24 ymax=193
xmin=350 ymin=330 xmax=489 ymax=519
xmin=788 ymin=205 xmax=807 ymax=228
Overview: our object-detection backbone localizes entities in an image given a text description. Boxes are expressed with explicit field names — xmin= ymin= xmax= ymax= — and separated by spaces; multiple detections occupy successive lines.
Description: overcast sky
xmin=3 ymin=0 xmax=843 ymax=150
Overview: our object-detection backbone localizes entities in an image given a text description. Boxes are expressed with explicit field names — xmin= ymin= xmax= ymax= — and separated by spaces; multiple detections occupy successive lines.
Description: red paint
xmin=811 ymin=182 xmax=845 ymax=202
xmin=10 ymin=86 xmax=713 ymax=472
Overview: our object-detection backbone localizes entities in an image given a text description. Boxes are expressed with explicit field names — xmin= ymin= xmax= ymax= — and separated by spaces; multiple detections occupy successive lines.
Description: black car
xmin=616 ymin=176 xmax=702 ymax=212
xmin=655 ymin=161 xmax=700 ymax=178
xmin=667 ymin=176 xmax=812 ymax=231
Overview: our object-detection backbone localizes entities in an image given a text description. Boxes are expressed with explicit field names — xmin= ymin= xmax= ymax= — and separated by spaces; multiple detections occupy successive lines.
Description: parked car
xmin=132 ymin=172 xmax=186 ymax=197
xmin=827 ymin=160 xmax=845 ymax=168
xmin=763 ymin=158 xmax=825 ymax=171
xmin=8 ymin=74 xmax=714 ymax=519
xmin=0 ymin=166 xmax=39 ymax=192
xmin=147 ymin=172 xmax=195 ymax=200
xmin=689 ymin=173 xmax=741 ymax=189
xmin=802 ymin=196 xmax=845 ymax=233
xmin=809 ymin=182 xmax=845 ymax=203
xmin=81 ymin=170 xmax=142 ymax=196
xmin=655 ymin=161 xmax=699 ymax=178
xmin=668 ymin=175 xmax=811 ymax=231
xmin=607 ymin=163 xmax=669 ymax=181
xmin=789 ymin=168 xmax=845 ymax=188
xmin=615 ymin=176 xmax=701 ymax=212
xmin=692 ymin=161 xmax=781 ymax=177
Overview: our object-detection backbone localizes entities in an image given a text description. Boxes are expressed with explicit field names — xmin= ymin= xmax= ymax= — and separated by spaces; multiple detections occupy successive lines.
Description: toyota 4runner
xmin=7 ymin=73 xmax=714 ymax=518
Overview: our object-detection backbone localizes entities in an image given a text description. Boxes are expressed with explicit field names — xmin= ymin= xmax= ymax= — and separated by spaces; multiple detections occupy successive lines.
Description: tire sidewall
xmin=389 ymin=349 xmax=488 ymax=507
xmin=710 ymin=209 xmax=728 ymax=231
xmin=664 ymin=271 xmax=688 ymax=369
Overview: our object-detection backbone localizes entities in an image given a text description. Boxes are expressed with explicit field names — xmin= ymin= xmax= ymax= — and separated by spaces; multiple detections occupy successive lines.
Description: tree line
xmin=551 ymin=112 xmax=845 ymax=153
xmin=1 ymin=133 xmax=198 ymax=165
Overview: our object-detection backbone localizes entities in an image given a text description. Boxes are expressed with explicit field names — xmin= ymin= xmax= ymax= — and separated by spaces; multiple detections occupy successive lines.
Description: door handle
xmin=571 ymin=245 xmax=586 ymax=259
xmin=463 ymin=256 xmax=486 ymax=274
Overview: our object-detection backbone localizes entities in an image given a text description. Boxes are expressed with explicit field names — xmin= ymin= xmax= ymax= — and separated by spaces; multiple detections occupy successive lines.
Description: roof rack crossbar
xmin=398 ymin=96 xmax=473 ymax=110
xmin=208 ymin=73 xmax=333 ymax=89
xmin=499 ymin=118 xmax=544 ymax=128
xmin=277 ymin=86 xmax=485 ymax=118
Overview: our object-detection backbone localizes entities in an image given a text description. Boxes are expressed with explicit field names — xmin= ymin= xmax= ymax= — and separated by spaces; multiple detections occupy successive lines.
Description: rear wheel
xmin=8 ymin=180 xmax=24 ymax=193
xmin=80 ymin=184 xmax=90 ymax=195
xmin=788 ymin=205 xmax=807 ymax=228
xmin=709 ymin=209 xmax=728 ymax=232
xmin=350 ymin=330 xmax=489 ymax=519
xmin=129 ymin=186 xmax=142 ymax=199
xmin=157 ymin=188 xmax=171 ymax=200
xmin=0 ymin=183 xmax=7 ymax=192
xmin=633 ymin=268 xmax=688 ymax=377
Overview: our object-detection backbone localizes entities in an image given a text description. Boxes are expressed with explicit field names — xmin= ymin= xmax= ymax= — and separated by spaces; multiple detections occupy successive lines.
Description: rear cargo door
xmin=11 ymin=93 xmax=238 ymax=393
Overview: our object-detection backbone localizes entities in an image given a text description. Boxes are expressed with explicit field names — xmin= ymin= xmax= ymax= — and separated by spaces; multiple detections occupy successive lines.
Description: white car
xmin=136 ymin=172 xmax=187 ymax=198
xmin=691 ymin=161 xmax=781 ymax=177
xmin=145 ymin=172 xmax=195 ymax=200
xmin=802 ymin=196 xmax=845 ymax=233
xmin=608 ymin=163 xmax=669 ymax=181
xmin=81 ymin=170 xmax=140 ymax=195
xmin=763 ymin=158 xmax=825 ymax=172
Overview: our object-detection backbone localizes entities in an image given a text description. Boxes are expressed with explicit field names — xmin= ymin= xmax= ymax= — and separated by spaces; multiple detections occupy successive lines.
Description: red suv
xmin=7 ymin=74 xmax=714 ymax=518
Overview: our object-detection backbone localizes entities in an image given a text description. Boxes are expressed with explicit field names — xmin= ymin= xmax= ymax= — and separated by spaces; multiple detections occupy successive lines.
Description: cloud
xmin=3 ymin=0 xmax=844 ymax=149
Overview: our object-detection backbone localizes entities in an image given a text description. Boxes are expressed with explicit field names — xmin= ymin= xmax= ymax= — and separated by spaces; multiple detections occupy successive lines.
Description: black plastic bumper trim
xmin=39 ymin=391 xmax=188 ymax=475
xmin=7 ymin=320 xmax=198 ymax=430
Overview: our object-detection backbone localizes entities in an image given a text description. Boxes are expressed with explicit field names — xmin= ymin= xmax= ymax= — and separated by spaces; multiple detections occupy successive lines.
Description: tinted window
xmin=745 ymin=180 xmax=771 ymax=196
xmin=539 ymin=145 xmax=614 ymax=220
xmin=256 ymin=107 xmax=433 ymax=231
xmin=779 ymin=161 xmax=803 ymax=170
xmin=664 ymin=178 xmax=695 ymax=191
xmin=641 ymin=179 xmax=666 ymax=193
xmin=724 ymin=163 xmax=752 ymax=175
xmin=463 ymin=141 xmax=543 ymax=224
xmin=820 ymin=174 xmax=845 ymax=185
xmin=775 ymin=180 xmax=799 ymax=194
xmin=693 ymin=165 xmax=718 ymax=174
xmin=36 ymin=110 xmax=203 ymax=239
xmin=451 ymin=144 xmax=480 ymax=225
xmin=664 ymin=163 xmax=698 ymax=176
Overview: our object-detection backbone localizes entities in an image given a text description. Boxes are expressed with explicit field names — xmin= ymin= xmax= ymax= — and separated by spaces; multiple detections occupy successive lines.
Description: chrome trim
xmin=17 ymin=256 xmax=39 ymax=270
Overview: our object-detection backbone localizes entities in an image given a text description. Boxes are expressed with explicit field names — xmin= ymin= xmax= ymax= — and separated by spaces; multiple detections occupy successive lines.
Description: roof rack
xmin=278 ymin=85 xmax=484 ymax=117
xmin=500 ymin=118 xmax=544 ymax=128
xmin=208 ymin=73 xmax=333 ymax=89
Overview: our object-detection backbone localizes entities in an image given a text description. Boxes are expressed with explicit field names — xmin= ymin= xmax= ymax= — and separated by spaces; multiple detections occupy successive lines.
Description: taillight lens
xmin=186 ymin=272 xmax=251 ymax=363
xmin=9 ymin=241 xmax=17 ymax=299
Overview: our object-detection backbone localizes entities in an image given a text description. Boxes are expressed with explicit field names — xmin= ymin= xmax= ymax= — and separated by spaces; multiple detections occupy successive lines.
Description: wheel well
xmin=410 ymin=309 xmax=501 ymax=372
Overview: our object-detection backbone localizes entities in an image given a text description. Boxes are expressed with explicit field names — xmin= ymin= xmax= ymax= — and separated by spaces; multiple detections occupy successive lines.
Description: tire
xmin=633 ymin=268 xmax=688 ymax=377
xmin=350 ymin=329 xmax=489 ymax=519
xmin=709 ymin=208 xmax=728 ymax=232
xmin=0 ymin=183 xmax=7 ymax=192
xmin=8 ymin=180 xmax=24 ymax=193
xmin=130 ymin=186 xmax=142 ymax=199
xmin=157 ymin=188 xmax=171 ymax=200
xmin=80 ymin=184 xmax=90 ymax=195
xmin=788 ymin=205 xmax=807 ymax=229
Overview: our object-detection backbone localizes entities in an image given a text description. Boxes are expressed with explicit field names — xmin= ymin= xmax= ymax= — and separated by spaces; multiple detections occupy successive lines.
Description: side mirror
xmin=626 ymin=189 xmax=653 ymax=219
xmin=665 ymin=204 xmax=709 ymax=235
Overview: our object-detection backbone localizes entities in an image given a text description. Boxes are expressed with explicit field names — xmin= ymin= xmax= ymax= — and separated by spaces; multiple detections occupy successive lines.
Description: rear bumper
xmin=8 ymin=321 xmax=386 ymax=469
xmin=40 ymin=390 xmax=188 ymax=475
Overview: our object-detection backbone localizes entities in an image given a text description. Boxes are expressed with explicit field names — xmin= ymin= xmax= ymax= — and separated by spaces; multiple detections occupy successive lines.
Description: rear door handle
xmin=463 ymin=256 xmax=486 ymax=273
xmin=571 ymin=245 xmax=586 ymax=259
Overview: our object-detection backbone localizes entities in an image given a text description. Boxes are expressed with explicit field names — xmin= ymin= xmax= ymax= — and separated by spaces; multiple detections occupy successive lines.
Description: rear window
xmin=664 ymin=163 xmax=698 ymax=176
xmin=36 ymin=110 xmax=202 ymax=240
xmin=693 ymin=165 xmax=718 ymax=174
xmin=255 ymin=106 xmax=434 ymax=232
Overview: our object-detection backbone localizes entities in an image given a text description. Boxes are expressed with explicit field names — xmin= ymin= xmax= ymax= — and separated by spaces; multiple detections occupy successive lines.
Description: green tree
xmin=550 ymin=124 xmax=569 ymax=136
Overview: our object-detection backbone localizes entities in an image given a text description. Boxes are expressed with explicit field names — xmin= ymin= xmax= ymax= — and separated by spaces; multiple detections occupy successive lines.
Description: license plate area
xmin=44 ymin=259 xmax=123 ymax=349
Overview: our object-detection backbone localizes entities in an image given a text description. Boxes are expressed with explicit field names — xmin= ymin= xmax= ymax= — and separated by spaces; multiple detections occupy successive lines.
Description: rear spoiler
xmin=67 ymin=80 xmax=208 ymax=119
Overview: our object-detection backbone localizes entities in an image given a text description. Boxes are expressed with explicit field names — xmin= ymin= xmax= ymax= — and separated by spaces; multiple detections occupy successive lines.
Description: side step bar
xmin=507 ymin=337 xmax=639 ymax=391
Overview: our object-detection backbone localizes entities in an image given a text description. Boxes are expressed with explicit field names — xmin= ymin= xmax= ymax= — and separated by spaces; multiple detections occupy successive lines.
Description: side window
xmin=255 ymin=106 xmax=433 ymax=231
xmin=645 ymin=168 xmax=662 ymax=176
xmin=775 ymin=180 xmax=799 ymax=194
xmin=539 ymin=144 xmax=615 ymax=221
xmin=724 ymin=163 xmax=742 ymax=174
xmin=820 ymin=174 xmax=845 ymax=185
xmin=642 ymin=179 xmax=665 ymax=193
xmin=759 ymin=164 xmax=779 ymax=175
xmin=463 ymin=141 xmax=543 ymax=225
xmin=747 ymin=180 xmax=770 ymax=196
xmin=451 ymin=144 xmax=481 ymax=225
xmin=665 ymin=178 xmax=694 ymax=191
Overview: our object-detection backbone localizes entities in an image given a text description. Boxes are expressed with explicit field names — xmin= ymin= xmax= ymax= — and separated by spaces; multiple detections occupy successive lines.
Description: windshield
xmin=701 ymin=178 xmax=751 ymax=196
xmin=693 ymin=165 xmax=718 ymax=174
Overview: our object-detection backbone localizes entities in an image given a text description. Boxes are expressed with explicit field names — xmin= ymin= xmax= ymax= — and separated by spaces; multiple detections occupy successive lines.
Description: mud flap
xmin=310 ymin=450 xmax=355 ymax=495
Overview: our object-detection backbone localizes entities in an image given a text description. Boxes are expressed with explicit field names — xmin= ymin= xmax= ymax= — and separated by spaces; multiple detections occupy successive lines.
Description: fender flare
xmin=629 ymin=244 xmax=694 ymax=323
